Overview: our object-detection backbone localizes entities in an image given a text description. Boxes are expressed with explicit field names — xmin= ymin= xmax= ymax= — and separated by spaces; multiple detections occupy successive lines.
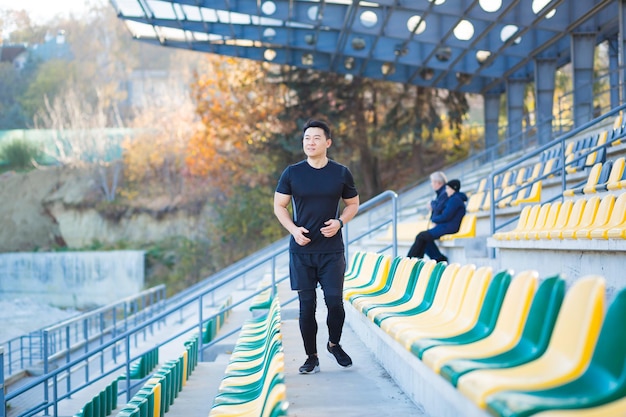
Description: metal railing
xmin=2 ymin=285 xmax=167 ymax=379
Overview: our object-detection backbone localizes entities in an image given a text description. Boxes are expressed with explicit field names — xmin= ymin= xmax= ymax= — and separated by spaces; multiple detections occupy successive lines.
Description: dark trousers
xmin=298 ymin=289 xmax=345 ymax=355
xmin=407 ymin=231 xmax=447 ymax=262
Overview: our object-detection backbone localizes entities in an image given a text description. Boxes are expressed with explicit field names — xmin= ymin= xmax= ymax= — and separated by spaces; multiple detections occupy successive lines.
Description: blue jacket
xmin=430 ymin=186 xmax=449 ymax=219
xmin=429 ymin=191 xmax=468 ymax=239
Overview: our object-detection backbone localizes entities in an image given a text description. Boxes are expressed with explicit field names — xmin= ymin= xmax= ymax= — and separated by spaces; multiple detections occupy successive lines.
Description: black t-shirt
xmin=276 ymin=159 xmax=358 ymax=253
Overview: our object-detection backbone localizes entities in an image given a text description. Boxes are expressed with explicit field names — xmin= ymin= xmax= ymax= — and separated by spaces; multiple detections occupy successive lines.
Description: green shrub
xmin=0 ymin=140 xmax=42 ymax=170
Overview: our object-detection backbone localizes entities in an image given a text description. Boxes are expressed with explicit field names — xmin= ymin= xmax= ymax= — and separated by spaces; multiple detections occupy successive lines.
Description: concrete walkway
xmin=165 ymin=288 xmax=427 ymax=417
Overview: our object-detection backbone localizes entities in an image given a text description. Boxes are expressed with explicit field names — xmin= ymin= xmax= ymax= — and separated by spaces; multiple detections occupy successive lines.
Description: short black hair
xmin=303 ymin=119 xmax=331 ymax=139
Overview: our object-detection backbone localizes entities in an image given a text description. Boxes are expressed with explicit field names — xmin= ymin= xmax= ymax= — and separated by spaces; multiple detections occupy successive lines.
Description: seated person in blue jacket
xmin=407 ymin=179 xmax=467 ymax=263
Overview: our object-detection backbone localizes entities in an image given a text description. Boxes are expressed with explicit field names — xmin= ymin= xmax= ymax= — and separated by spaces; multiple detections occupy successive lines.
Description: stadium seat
xmin=394 ymin=266 xmax=492 ymax=350
xmin=457 ymin=276 xmax=605 ymax=408
xmin=343 ymin=254 xmax=391 ymax=298
xmin=350 ymin=257 xmax=418 ymax=311
xmin=589 ymin=192 xmax=626 ymax=239
xmin=560 ymin=196 xmax=601 ymax=239
xmin=511 ymin=181 xmax=542 ymax=206
xmin=606 ymin=157 xmax=626 ymax=191
xmin=584 ymin=130 xmax=608 ymax=167
xmin=603 ymin=157 xmax=625 ymax=191
xmin=573 ymin=194 xmax=616 ymax=238
xmin=345 ymin=252 xmax=383 ymax=283
xmin=498 ymin=185 xmax=517 ymax=208
xmin=421 ymin=270 xmax=538 ymax=373
xmin=582 ymin=160 xmax=612 ymax=193
xmin=511 ymin=205 xmax=543 ymax=240
xmin=376 ymin=263 xmax=462 ymax=331
xmin=412 ymin=269 xmax=515 ymax=359
xmin=493 ymin=206 xmax=532 ymax=240
xmin=563 ymin=162 xmax=603 ymax=196
xmin=439 ymin=214 xmax=476 ymax=240
xmin=466 ymin=191 xmax=486 ymax=212
xmin=366 ymin=265 xmax=441 ymax=326
xmin=520 ymin=203 xmax=552 ymax=240
xmin=526 ymin=202 xmax=561 ymax=240
xmin=384 ymin=264 xmax=477 ymax=343
xmin=482 ymin=188 xmax=501 ymax=211
xmin=537 ymin=200 xmax=573 ymax=240
xmin=440 ymin=275 xmax=564 ymax=387
xmin=486 ymin=287 xmax=626 ymax=417
xmin=547 ymin=199 xmax=588 ymax=239
xmin=368 ymin=260 xmax=441 ymax=325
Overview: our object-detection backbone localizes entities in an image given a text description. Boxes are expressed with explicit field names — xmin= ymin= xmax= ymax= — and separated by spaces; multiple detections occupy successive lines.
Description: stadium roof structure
xmin=109 ymin=0 xmax=624 ymax=96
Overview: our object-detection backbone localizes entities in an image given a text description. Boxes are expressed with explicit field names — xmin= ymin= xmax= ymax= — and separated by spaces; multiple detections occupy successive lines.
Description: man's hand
xmin=292 ymin=226 xmax=311 ymax=246
xmin=320 ymin=219 xmax=341 ymax=238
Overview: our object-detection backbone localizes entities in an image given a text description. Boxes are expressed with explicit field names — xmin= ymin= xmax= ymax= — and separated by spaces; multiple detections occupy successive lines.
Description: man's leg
xmin=298 ymin=289 xmax=318 ymax=355
xmin=318 ymin=253 xmax=352 ymax=367
xmin=407 ymin=231 xmax=431 ymax=258
xmin=424 ymin=240 xmax=448 ymax=262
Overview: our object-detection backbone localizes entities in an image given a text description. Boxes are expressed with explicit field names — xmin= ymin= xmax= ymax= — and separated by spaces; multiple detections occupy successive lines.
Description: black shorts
xmin=289 ymin=252 xmax=346 ymax=296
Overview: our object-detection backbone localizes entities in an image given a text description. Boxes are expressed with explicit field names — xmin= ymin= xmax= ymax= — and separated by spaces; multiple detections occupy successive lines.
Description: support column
xmin=484 ymin=92 xmax=501 ymax=150
xmin=609 ymin=38 xmax=620 ymax=109
xmin=571 ymin=32 xmax=596 ymax=126
xmin=506 ymin=78 xmax=526 ymax=152
xmin=534 ymin=58 xmax=557 ymax=145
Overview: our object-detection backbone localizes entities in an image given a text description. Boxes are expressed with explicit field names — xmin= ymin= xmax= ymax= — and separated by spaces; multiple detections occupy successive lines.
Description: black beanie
xmin=446 ymin=179 xmax=461 ymax=192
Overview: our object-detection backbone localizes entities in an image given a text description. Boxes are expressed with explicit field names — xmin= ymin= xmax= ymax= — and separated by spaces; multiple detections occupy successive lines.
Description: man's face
xmin=431 ymin=179 xmax=444 ymax=191
xmin=303 ymin=127 xmax=331 ymax=158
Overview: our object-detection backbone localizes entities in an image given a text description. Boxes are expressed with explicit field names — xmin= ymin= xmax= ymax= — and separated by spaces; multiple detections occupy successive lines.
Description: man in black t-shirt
xmin=274 ymin=119 xmax=360 ymax=374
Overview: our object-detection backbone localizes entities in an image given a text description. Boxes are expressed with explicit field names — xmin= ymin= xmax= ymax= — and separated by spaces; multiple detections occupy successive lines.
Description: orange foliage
xmin=187 ymin=56 xmax=285 ymax=194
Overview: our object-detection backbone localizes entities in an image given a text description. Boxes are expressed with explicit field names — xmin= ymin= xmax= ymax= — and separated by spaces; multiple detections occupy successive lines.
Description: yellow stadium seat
xmin=493 ymin=206 xmax=532 ymax=240
xmin=394 ymin=266 xmax=493 ymax=350
xmin=613 ymin=112 xmax=623 ymax=130
xmin=537 ymin=200 xmax=572 ymax=239
xmin=350 ymin=257 xmax=418 ymax=313
xmin=606 ymin=157 xmax=626 ymax=191
xmin=584 ymin=130 xmax=607 ymax=167
xmin=511 ymin=181 xmax=542 ymax=206
xmin=564 ymin=141 xmax=576 ymax=158
xmin=366 ymin=260 xmax=438 ymax=322
xmin=563 ymin=163 xmax=602 ymax=197
xmin=511 ymin=205 xmax=542 ymax=240
xmin=379 ymin=263 xmax=466 ymax=334
xmin=589 ymin=192 xmax=626 ymax=239
xmin=547 ymin=199 xmax=587 ymax=239
xmin=457 ymin=276 xmax=605 ymax=408
xmin=345 ymin=251 xmax=380 ymax=282
xmin=440 ymin=214 xmax=476 ymax=241
xmin=466 ymin=191 xmax=485 ymax=213
xmin=344 ymin=254 xmax=392 ymax=299
xmin=422 ymin=270 xmax=538 ymax=373
xmin=482 ymin=188 xmax=501 ymax=211
xmin=527 ymin=202 xmax=562 ymax=240
xmin=476 ymin=178 xmax=487 ymax=193
xmin=561 ymin=196 xmax=601 ymax=239
xmin=378 ymin=220 xmax=430 ymax=242
xmin=574 ymin=194 xmax=616 ymax=238
xmin=515 ymin=167 xmax=527 ymax=185
xmin=520 ymin=203 xmax=552 ymax=240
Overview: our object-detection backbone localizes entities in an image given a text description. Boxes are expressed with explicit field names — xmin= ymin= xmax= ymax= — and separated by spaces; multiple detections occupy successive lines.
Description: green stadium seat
xmin=486 ymin=288 xmax=626 ymax=417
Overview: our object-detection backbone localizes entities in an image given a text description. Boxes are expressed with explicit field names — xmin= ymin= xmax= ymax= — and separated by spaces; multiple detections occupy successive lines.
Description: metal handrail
xmin=487 ymin=103 xmax=626 ymax=246
xmin=2 ymin=285 xmax=167 ymax=379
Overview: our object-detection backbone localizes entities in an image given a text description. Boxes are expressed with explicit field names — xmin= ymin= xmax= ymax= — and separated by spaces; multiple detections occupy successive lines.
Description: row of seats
xmin=208 ymin=297 xmax=288 ymax=417
xmin=203 ymin=296 xmax=233 ymax=344
xmin=249 ymin=277 xmax=277 ymax=314
xmin=493 ymin=192 xmax=626 ymax=240
xmin=73 ymin=378 xmax=119 ymax=417
xmin=120 ymin=348 xmax=159 ymax=381
xmin=344 ymin=251 xmax=626 ymax=416
xmin=563 ymin=158 xmax=626 ymax=196
xmin=116 ymin=333 xmax=199 ymax=417
xmin=468 ymin=113 xmax=626 ymax=213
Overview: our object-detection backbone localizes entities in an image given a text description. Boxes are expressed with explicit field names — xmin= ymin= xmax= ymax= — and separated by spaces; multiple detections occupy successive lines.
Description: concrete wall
xmin=0 ymin=250 xmax=144 ymax=308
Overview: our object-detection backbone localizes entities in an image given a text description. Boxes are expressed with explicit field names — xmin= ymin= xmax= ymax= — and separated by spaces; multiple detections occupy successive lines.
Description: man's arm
xmin=320 ymin=195 xmax=360 ymax=237
xmin=273 ymin=192 xmax=311 ymax=246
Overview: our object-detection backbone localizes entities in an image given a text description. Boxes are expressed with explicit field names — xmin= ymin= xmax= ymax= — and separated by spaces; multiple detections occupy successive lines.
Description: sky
xmin=0 ymin=0 xmax=105 ymax=23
